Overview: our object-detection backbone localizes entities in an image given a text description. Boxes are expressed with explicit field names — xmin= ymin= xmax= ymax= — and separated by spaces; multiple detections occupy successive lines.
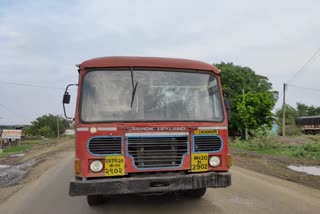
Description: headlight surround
xmin=90 ymin=160 xmax=103 ymax=173
xmin=209 ymin=156 xmax=221 ymax=167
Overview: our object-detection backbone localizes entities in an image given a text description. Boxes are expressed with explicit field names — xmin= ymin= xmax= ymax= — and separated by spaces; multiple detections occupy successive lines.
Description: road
xmin=1 ymin=153 xmax=320 ymax=214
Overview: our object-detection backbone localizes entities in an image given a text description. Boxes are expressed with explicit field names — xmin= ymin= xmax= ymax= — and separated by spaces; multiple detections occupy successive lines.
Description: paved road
xmin=1 ymin=154 xmax=320 ymax=214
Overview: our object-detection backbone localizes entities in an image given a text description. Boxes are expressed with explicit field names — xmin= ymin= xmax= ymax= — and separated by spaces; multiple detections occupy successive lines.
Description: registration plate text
xmin=191 ymin=153 xmax=208 ymax=172
xmin=105 ymin=156 xmax=125 ymax=176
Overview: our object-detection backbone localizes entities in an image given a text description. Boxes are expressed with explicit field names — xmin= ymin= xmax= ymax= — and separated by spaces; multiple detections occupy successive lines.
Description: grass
xmin=20 ymin=139 xmax=44 ymax=145
xmin=230 ymin=135 xmax=320 ymax=161
xmin=0 ymin=136 xmax=73 ymax=160
xmin=0 ymin=138 xmax=44 ymax=159
xmin=0 ymin=145 xmax=32 ymax=159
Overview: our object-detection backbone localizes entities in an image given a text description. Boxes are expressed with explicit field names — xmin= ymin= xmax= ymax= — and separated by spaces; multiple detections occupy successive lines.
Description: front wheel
xmin=183 ymin=188 xmax=207 ymax=198
xmin=87 ymin=195 xmax=104 ymax=206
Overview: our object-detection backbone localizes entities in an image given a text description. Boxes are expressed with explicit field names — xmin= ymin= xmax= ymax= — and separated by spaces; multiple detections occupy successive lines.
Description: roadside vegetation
xmin=276 ymin=103 xmax=320 ymax=133
xmin=0 ymin=137 xmax=73 ymax=160
xmin=0 ymin=114 xmax=73 ymax=160
xmin=0 ymin=138 xmax=44 ymax=159
xmin=26 ymin=114 xmax=72 ymax=138
xmin=217 ymin=62 xmax=277 ymax=137
xmin=0 ymin=145 xmax=32 ymax=159
xmin=217 ymin=63 xmax=320 ymax=161
xmin=230 ymin=135 xmax=320 ymax=160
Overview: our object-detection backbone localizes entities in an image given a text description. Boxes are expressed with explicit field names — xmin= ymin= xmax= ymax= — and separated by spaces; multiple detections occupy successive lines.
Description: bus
xmin=63 ymin=56 xmax=232 ymax=206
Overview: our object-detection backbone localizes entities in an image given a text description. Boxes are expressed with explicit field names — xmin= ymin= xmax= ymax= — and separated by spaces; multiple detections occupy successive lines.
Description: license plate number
xmin=105 ymin=156 xmax=125 ymax=176
xmin=191 ymin=153 xmax=208 ymax=172
xmin=194 ymin=130 xmax=219 ymax=135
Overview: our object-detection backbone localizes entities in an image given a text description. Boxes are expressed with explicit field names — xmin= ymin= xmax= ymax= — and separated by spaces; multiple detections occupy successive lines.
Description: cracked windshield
xmin=81 ymin=70 xmax=223 ymax=122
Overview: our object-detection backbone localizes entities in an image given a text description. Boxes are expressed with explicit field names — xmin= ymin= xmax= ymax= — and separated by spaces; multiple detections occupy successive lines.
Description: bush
xmin=28 ymin=114 xmax=71 ymax=138
xmin=302 ymin=143 xmax=320 ymax=152
xmin=284 ymin=125 xmax=302 ymax=136
xmin=38 ymin=125 xmax=55 ymax=138
xmin=230 ymin=136 xmax=320 ymax=160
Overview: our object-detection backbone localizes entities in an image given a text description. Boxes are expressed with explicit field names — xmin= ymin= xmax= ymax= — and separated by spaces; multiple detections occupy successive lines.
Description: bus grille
xmin=127 ymin=136 xmax=188 ymax=169
xmin=194 ymin=136 xmax=222 ymax=152
xmin=88 ymin=137 xmax=122 ymax=155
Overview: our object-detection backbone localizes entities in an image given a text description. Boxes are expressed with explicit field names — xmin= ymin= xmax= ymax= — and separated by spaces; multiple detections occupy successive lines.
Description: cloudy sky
xmin=0 ymin=0 xmax=319 ymax=125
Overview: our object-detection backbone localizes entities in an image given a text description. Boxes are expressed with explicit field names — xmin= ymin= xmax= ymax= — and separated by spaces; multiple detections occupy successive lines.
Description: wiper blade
xmin=130 ymin=67 xmax=138 ymax=108
xmin=131 ymin=82 xmax=138 ymax=108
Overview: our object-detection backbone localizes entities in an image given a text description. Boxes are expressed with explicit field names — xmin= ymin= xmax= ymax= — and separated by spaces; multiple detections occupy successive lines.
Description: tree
xmin=28 ymin=114 xmax=71 ymax=138
xmin=215 ymin=62 xmax=278 ymax=137
xmin=216 ymin=62 xmax=277 ymax=98
xmin=274 ymin=103 xmax=320 ymax=136
xmin=297 ymin=102 xmax=320 ymax=116
xmin=275 ymin=103 xmax=320 ymax=128
xmin=296 ymin=103 xmax=309 ymax=116
xmin=38 ymin=125 xmax=54 ymax=138
xmin=276 ymin=104 xmax=298 ymax=126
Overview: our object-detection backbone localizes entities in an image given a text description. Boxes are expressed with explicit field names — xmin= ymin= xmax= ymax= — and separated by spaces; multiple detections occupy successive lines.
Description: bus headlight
xmin=90 ymin=160 xmax=103 ymax=173
xmin=209 ymin=156 xmax=220 ymax=167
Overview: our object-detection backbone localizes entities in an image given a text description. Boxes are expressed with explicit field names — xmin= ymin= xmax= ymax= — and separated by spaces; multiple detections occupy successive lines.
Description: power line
xmin=0 ymin=80 xmax=64 ymax=90
xmin=0 ymin=104 xmax=14 ymax=125
xmin=286 ymin=83 xmax=320 ymax=92
xmin=0 ymin=103 xmax=28 ymax=120
xmin=0 ymin=104 xmax=12 ymax=112
xmin=288 ymin=48 xmax=320 ymax=84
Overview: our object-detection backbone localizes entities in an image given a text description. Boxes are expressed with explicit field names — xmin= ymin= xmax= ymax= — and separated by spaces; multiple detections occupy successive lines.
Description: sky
xmin=0 ymin=0 xmax=319 ymax=125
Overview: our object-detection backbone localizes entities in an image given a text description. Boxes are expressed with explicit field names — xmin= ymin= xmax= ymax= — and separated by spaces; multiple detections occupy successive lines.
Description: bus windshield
xmin=81 ymin=69 xmax=224 ymax=122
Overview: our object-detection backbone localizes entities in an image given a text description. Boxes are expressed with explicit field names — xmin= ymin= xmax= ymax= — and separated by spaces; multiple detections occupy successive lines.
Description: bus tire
xmin=183 ymin=188 xmax=207 ymax=198
xmin=87 ymin=195 xmax=104 ymax=206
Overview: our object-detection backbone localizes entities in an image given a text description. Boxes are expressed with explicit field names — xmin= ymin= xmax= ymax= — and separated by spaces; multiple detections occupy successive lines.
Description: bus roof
xmin=79 ymin=56 xmax=219 ymax=74
xmin=298 ymin=115 xmax=320 ymax=119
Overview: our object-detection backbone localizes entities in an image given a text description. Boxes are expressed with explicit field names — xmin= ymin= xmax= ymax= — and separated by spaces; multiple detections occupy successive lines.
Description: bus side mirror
xmin=224 ymin=99 xmax=231 ymax=120
xmin=63 ymin=93 xmax=71 ymax=104
xmin=62 ymin=84 xmax=78 ymax=120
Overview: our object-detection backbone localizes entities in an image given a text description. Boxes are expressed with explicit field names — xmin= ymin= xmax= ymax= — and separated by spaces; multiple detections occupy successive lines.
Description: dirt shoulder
xmin=0 ymin=138 xmax=74 ymax=204
xmin=231 ymin=149 xmax=320 ymax=190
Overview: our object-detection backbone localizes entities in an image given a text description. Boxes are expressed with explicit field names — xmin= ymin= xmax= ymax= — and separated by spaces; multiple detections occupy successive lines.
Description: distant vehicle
xmin=296 ymin=116 xmax=320 ymax=134
xmin=63 ymin=56 xmax=232 ymax=206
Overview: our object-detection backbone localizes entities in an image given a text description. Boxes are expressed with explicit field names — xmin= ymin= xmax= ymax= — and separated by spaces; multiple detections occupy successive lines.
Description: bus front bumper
xmin=69 ymin=171 xmax=231 ymax=196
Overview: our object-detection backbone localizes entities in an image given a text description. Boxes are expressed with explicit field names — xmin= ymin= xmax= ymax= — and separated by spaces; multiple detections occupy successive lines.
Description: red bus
xmin=63 ymin=56 xmax=232 ymax=206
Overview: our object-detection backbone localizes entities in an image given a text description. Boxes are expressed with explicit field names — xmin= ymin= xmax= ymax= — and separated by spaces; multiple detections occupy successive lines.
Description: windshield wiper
xmin=130 ymin=67 xmax=139 ymax=108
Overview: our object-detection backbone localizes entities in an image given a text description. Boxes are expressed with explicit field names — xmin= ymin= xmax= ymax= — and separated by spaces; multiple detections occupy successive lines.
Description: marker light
xmin=227 ymin=154 xmax=232 ymax=168
xmin=90 ymin=127 xmax=97 ymax=133
xmin=89 ymin=160 xmax=103 ymax=173
xmin=74 ymin=159 xmax=81 ymax=174
xmin=209 ymin=156 xmax=221 ymax=167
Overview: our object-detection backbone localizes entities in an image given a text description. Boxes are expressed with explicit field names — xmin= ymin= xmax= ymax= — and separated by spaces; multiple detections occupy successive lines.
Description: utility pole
xmin=242 ymin=89 xmax=248 ymax=140
xmin=282 ymin=83 xmax=286 ymax=136
xmin=57 ymin=116 xmax=60 ymax=138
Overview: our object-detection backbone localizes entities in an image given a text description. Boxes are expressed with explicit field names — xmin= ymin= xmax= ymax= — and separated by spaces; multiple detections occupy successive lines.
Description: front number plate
xmin=191 ymin=153 xmax=208 ymax=172
xmin=194 ymin=130 xmax=219 ymax=135
xmin=105 ymin=156 xmax=125 ymax=176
